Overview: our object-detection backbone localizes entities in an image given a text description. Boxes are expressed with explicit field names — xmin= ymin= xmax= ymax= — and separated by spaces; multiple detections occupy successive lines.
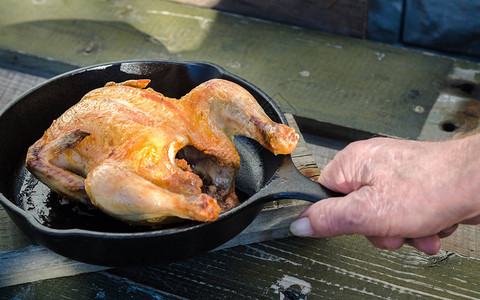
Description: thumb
xmin=292 ymin=144 xmax=375 ymax=238
xmin=290 ymin=195 xmax=360 ymax=238
xmin=290 ymin=187 xmax=381 ymax=238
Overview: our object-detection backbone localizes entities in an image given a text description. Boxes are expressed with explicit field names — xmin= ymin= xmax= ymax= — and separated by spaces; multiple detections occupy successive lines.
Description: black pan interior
xmin=0 ymin=61 xmax=285 ymax=234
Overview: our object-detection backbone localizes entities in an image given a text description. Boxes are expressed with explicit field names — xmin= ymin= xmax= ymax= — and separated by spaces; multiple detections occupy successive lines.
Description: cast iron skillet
xmin=0 ymin=60 xmax=338 ymax=266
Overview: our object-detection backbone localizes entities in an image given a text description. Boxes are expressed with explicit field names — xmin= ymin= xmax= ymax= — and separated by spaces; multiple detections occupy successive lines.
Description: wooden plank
xmin=442 ymin=225 xmax=480 ymax=258
xmin=109 ymin=236 xmax=480 ymax=299
xmin=169 ymin=0 xmax=370 ymax=38
xmin=0 ymin=67 xmax=46 ymax=111
xmin=3 ymin=236 xmax=480 ymax=299
xmin=0 ymin=271 xmax=177 ymax=299
xmin=0 ymin=246 xmax=109 ymax=289
xmin=0 ymin=209 xmax=32 ymax=253
xmin=418 ymin=63 xmax=480 ymax=141
xmin=1 ymin=0 xmax=478 ymax=139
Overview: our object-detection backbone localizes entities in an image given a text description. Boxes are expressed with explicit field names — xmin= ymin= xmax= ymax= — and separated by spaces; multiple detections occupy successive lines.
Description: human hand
xmin=290 ymin=136 xmax=480 ymax=255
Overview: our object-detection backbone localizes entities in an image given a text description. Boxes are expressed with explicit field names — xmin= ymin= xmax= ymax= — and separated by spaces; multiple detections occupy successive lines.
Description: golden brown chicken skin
xmin=25 ymin=79 xmax=299 ymax=225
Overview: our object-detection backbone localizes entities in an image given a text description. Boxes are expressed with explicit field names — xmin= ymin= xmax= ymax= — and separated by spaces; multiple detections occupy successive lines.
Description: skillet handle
xmin=249 ymin=155 xmax=342 ymax=204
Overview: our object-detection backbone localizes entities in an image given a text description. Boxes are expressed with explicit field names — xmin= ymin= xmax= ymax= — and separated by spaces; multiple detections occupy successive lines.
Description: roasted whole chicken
xmin=26 ymin=79 xmax=299 ymax=225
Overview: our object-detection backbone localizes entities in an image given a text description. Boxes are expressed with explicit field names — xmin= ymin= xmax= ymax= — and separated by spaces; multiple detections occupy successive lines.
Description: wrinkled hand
xmin=290 ymin=136 xmax=480 ymax=255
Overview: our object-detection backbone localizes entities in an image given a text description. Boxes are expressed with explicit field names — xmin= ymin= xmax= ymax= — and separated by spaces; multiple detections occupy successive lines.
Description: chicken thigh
xmin=26 ymin=79 xmax=299 ymax=225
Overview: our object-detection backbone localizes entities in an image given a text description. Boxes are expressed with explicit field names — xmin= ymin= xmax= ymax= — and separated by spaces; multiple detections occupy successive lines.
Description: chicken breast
xmin=25 ymin=79 xmax=299 ymax=225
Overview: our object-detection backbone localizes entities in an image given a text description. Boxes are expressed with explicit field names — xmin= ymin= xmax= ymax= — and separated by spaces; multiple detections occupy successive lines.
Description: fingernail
xmin=290 ymin=217 xmax=315 ymax=237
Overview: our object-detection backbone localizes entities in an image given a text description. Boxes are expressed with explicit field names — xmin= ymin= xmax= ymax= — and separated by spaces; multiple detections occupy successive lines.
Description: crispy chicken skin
xmin=25 ymin=79 xmax=299 ymax=225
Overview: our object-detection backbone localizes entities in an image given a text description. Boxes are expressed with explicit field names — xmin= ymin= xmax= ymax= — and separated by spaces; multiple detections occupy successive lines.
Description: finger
xmin=406 ymin=235 xmax=441 ymax=255
xmin=318 ymin=157 xmax=357 ymax=194
xmin=365 ymin=236 xmax=405 ymax=250
xmin=289 ymin=216 xmax=315 ymax=237
xmin=438 ymin=224 xmax=458 ymax=238
xmin=318 ymin=164 xmax=350 ymax=194
xmin=318 ymin=140 xmax=376 ymax=194
xmin=290 ymin=197 xmax=354 ymax=238
xmin=290 ymin=189 xmax=383 ymax=238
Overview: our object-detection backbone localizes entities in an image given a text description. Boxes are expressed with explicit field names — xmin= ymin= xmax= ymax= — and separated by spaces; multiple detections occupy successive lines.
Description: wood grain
xmin=1 ymin=0 xmax=477 ymax=140
xmin=110 ymin=236 xmax=480 ymax=299
xmin=0 ymin=271 xmax=177 ymax=299
xmin=0 ymin=1 xmax=480 ymax=296
xmin=0 ymin=246 xmax=109 ymax=289
xmin=0 ymin=67 xmax=46 ymax=110
xmin=3 ymin=235 xmax=480 ymax=298
xmin=442 ymin=225 xmax=480 ymax=258
xmin=0 ymin=65 xmax=479 ymax=294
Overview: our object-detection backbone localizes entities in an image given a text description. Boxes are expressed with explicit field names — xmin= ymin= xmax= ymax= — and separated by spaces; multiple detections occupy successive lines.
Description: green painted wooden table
xmin=1 ymin=1 xmax=480 ymax=299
